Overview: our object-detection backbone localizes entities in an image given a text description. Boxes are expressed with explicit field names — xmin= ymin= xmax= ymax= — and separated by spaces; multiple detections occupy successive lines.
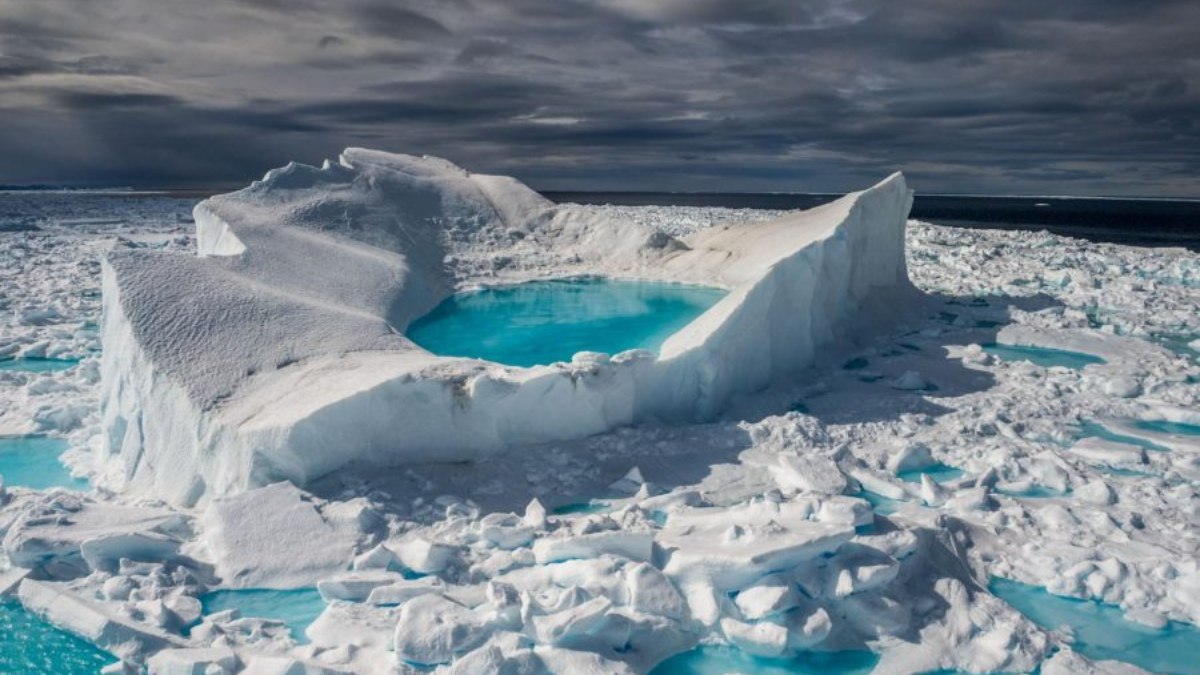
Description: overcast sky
xmin=0 ymin=0 xmax=1196 ymax=195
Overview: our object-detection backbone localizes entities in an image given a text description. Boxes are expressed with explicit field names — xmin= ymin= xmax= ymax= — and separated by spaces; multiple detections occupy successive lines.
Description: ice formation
xmin=3 ymin=171 xmax=1200 ymax=674
xmin=97 ymin=149 xmax=914 ymax=505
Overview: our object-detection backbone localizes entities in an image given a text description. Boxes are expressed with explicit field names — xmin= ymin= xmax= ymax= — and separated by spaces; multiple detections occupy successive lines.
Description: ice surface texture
xmin=99 ymin=149 xmax=913 ymax=505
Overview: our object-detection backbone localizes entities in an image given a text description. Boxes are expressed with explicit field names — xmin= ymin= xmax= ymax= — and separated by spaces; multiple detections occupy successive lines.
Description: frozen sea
xmin=1 ymin=188 xmax=1199 ymax=674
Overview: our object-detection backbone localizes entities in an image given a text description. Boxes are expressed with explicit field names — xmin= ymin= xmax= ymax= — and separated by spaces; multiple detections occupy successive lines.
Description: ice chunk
xmin=18 ymin=579 xmax=184 ymax=661
xmin=734 ymin=575 xmax=799 ymax=620
xmin=0 ymin=566 xmax=31 ymax=595
xmin=1071 ymin=437 xmax=1146 ymax=467
xmin=523 ymin=499 xmax=547 ymax=530
xmin=317 ymin=570 xmax=406 ymax=602
xmin=240 ymin=656 xmax=353 ymax=675
xmin=624 ymin=562 xmax=685 ymax=619
xmin=719 ymin=616 xmax=789 ymax=657
xmin=80 ymin=532 xmax=182 ymax=573
xmin=146 ymin=647 xmax=237 ymax=675
xmin=1100 ymin=376 xmax=1141 ymax=398
xmin=352 ymin=543 xmax=398 ymax=571
xmin=364 ymin=577 xmax=444 ymax=606
xmin=478 ymin=512 xmax=535 ymax=550
xmin=919 ymin=474 xmax=950 ymax=506
xmin=3 ymin=494 xmax=186 ymax=577
xmin=786 ymin=605 xmax=833 ymax=650
xmin=535 ymin=645 xmax=638 ymax=674
xmin=847 ymin=468 xmax=908 ymax=500
xmin=533 ymin=531 xmax=654 ymax=564
xmin=887 ymin=443 xmax=936 ymax=473
xmin=392 ymin=536 xmax=456 ymax=574
xmin=392 ymin=594 xmax=494 ymax=666
xmin=202 ymin=482 xmax=360 ymax=588
xmin=658 ymin=500 xmax=854 ymax=591
xmin=1076 ymin=479 xmax=1116 ymax=506
xmin=528 ymin=595 xmax=615 ymax=646
xmin=771 ymin=454 xmax=846 ymax=495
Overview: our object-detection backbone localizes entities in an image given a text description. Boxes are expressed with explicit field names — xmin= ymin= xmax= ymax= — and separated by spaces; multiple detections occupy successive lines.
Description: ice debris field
xmin=0 ymin=149 xmax=1197 ymax=674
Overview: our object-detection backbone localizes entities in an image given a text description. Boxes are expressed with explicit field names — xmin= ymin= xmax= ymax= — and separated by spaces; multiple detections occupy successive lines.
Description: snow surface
xmin=2 ymin=171 xmax=1200 ymax=674
xmin=98 ymin=150 xmax=914 ymax=506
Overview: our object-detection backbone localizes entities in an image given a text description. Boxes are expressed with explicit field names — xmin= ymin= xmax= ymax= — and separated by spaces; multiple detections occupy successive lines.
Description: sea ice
xmin=2 ymin=166 xmax=1199 ymax=674
xmin=97 ymin=150 xmax=914 ymax=505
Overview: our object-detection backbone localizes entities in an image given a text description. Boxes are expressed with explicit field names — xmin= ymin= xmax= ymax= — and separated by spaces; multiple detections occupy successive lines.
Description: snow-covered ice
xmin=1 ymin=153 xmax=1199 ymax=674
xmin=97 ymin=149 xmax=914 ymax=506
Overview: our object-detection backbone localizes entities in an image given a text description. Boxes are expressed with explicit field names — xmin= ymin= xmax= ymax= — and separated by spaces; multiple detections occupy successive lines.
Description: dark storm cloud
xmin=0 ymin=0 xmax=1196 ymax=195
xmin=351 ymin=4 xmax=452 ymax=39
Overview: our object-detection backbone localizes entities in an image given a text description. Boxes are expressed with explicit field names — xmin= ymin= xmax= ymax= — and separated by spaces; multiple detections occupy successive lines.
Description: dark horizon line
xmin=542 ymin=190 xmax=1200 ymax=204
xmin=4 ymin=184 xmax=1200 ymax=204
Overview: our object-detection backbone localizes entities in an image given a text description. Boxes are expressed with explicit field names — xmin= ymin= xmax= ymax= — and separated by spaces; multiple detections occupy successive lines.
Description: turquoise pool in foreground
xmin=990 ymin=577 xmax=1200 ymax=674
xmin=983 ymin=344 xmax=1105 ymax=370
xmin=406 ymin=278 xmax=726 ymax=367
xmin=200 ymin=588 xmax=325 ymax=643
xmin=0 ymin=357 xmax=81 ymax=373
xmin=0 ymin=436 xmax=88 ymax=490
xmin=650 ymin=645 xmax=878 ymax=675
xmin=0 ymin=599 xmax=113 ymax=673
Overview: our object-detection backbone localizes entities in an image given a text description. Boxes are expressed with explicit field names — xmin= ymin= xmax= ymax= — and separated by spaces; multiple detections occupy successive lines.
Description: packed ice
xmin=0 ymin=151 xmax=1198 ymax=674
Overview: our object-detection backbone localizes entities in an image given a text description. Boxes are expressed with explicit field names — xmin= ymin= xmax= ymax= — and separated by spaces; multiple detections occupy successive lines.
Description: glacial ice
xmin=3 ymin=163 xmax=1200 ymax=674
xmin=96 ymin=149 xmax=914 ymax=506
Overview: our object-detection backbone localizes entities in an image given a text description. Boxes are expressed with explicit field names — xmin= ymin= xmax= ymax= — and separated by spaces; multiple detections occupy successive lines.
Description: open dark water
xmin=545 ymin=192 xmax=1200 ymax=250
xmin=3 ymin=189 xmax=1198 ymax=250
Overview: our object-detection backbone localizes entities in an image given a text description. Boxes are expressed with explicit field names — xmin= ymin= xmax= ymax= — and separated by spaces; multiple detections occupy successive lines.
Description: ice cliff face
xmin=99 ymin=149 xmax=914 ymax=505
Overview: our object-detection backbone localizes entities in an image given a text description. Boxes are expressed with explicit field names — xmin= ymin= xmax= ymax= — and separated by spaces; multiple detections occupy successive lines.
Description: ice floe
xmin=1 ymin=160 xmax=1199 ymax=673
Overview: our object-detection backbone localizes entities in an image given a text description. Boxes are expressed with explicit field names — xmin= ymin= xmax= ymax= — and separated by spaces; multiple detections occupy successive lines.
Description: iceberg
xmin=98 ymin=149 xmax=913 ymax=505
